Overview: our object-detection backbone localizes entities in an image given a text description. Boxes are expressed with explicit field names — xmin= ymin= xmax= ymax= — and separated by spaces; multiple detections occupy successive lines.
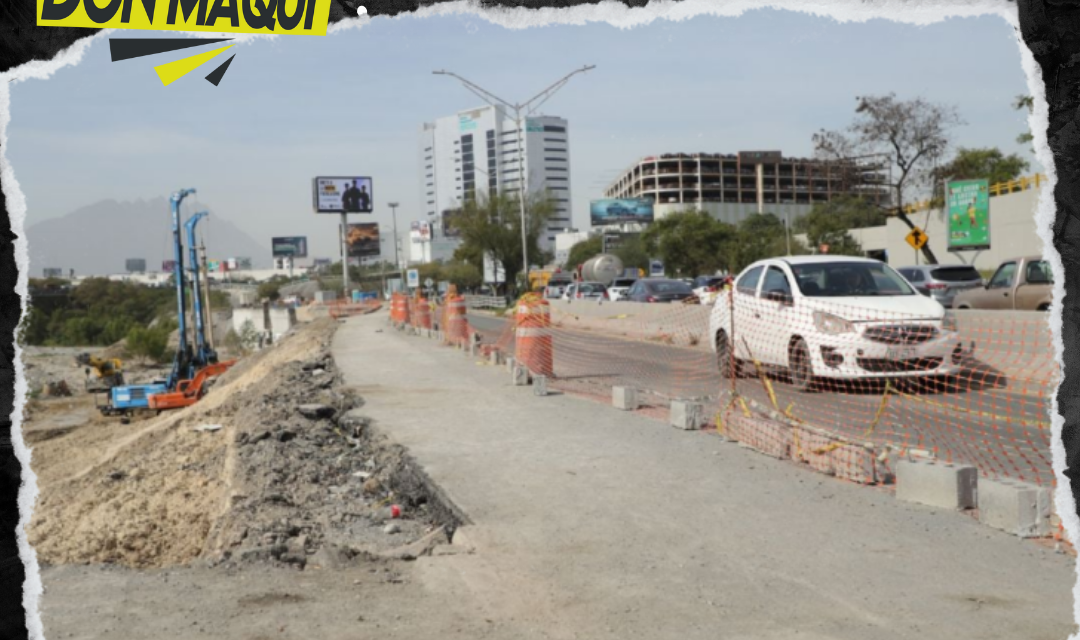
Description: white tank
xmin=581 ymin=254 xmax=624 ymax=286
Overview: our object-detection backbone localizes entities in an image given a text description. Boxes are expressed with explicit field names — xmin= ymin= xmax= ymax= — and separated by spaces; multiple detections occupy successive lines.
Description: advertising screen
xmin=272 ymin=236 xmax=308 ymax=258
xmin=442 ymin=209 xmax=462 ymax=238
xmin=589 ymin=199 xmax=654 ymax=225
xmin=313 ymin=176 xmax=374 ymax=213
xmin=345 ymin=223 xmax=380 ymax=258
xmin=42 ymin=268 xmax=63 ymax=278
xmin=162 ymin=260 xmax=177 ymax=272
xmin=125 ymin=258 xmax=147 ymax=272
xmin=947 ymin=179 xmax=991 ymax=251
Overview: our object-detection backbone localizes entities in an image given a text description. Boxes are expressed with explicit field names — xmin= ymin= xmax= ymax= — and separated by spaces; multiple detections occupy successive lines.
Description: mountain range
xmin=24 ymin=197 xmax=269 ymax=277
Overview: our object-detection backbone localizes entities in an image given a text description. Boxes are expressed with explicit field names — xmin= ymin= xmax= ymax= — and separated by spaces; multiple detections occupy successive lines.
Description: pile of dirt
xmin=99 ymin=338 xmax=127 ymax=360
xmin=28 ymin=318 xmax=459 ymax=571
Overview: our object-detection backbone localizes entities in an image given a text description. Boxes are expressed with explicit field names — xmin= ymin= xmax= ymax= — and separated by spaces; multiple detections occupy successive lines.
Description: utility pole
xmin=199 ymin=243 xmax=214 ymax=351
xmin=389 ymin=201 xmax=403 ymax=291
xmin=340 ymin=212 xmax=350 ymax=301
xmin=433 ymin=65 xmax=596 ymax=293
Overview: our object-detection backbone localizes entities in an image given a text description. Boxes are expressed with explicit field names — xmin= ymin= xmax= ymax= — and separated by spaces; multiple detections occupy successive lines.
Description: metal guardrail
xmin=463 ymin=295 xmax=508 ymax=309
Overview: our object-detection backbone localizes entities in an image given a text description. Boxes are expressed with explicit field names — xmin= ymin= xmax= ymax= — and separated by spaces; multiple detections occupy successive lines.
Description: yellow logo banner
xmin=37 ymin=0 xmax=332 ymax=36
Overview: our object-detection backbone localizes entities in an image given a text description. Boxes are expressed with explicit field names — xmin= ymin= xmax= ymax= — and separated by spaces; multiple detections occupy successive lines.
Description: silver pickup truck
xmin=951 ymin=255 xmax=1054 ymax=311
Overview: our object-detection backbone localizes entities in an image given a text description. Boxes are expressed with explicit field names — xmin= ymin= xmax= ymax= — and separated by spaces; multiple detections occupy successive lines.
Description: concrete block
xmin=895 ymin=460 xmax=977 ymax=510
xmin=506 ymin=357 xmax=516 ymax=374
xmin=533 ymin=375 xmax=548 ymax=396
xmin=612 ymin=386 xmax=639 ymax=411
xmin=669 ymin=400 xmax=704 ymax=431
xmin=726 ymin=413 xmax=790 ymax=460
xmin=978 ymin=478 xmax=1052 ymax=538
xmin=489 ymin=350 xmax=504 ymax=366
xmin=512 ymin=364 xmax=530 ymax=386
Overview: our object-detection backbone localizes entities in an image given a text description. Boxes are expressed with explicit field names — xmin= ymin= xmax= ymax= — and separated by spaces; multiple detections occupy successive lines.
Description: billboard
xmin=738 ymin=150 xmax=783 ymax=165
xmin=411 ymin=221 xmax=432 ymax=243
xmin=234 ymin=257 xmax=252 ymax=270
xmin=272 ymin=236 xmax=308 ymax=258
xmin=42 ymin=268 xmax=63 ymax=278
xmin=345 ymin=223 xmax=380 ymax=258
xmin=162 ymin=260 xmax=177 ymax=272
xmin=313 ymin=258 xmax=332 ymax=268
xmin=442 ymin=209 xmax=462 ymax=238
xmin=458 ymin=108 xmax=485 ymax=133
xmin=603 ymin=232 xmax=639 ymax=254
xmin=589 ymin=199 xmax=654 ymax=225
xmin=947 ymin=179 xmax=991 ymax=251
xmin=313 ymin=176 xmax=374 ymax=214
xmin=125 ymin=258 xmax=146 ymax=273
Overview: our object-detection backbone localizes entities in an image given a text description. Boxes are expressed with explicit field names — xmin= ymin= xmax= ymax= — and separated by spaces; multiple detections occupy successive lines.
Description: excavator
xmin=96 ymin=189 xmax=234 ymax=421
xmin=75 ymin=353 xmax=124 ymax=392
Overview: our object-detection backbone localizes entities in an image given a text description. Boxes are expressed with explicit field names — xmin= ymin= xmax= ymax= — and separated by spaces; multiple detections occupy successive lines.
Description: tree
xmin=729 ymin=213 xmax=809 ymax=272
xmin=793 ymin=197 xmax=877 ymax=257
xmin=611 ymin=234 xmax=650 ymax=272
xmin=1014 ymin=94 xmax=1035 ymax=150
xmin=126 ymin=324 xmax=172 ymax=363
xmin=257 ymin=276 xmax=288 ymax=301
xmin=641 ymin=210 xmax=736 ymax=277
xmin=566 ymin=236 xmax=602 ymax=272
xmin=934 ymin=147 xmax=1029 ymax=187
xmin=453 ymin=189 xmax=557 ymax=294
xmin=814 ymin=93 xmax=964 ymax=264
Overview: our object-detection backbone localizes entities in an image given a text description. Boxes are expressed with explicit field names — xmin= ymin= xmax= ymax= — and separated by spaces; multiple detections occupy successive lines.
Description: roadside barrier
xmin=446 ymin=295 xmax=468 ymax=346
xmin=514 ymin=293 xmax=554 ymax=378
xmin=416 ymin=297 xmax=432 ymax=330
xmin=326 ymin=298 xmax=382 ymax=319
xmin=454 ymin=287 xmax=1058 ymax=488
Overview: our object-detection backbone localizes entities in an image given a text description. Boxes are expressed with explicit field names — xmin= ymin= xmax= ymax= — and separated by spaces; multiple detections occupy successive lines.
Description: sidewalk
xmin=333 ymin=313 xmax=1074 ymax=640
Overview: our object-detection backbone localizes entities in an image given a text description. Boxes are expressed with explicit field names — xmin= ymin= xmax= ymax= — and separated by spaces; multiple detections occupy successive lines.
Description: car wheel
xmin=716 ymin=330 xmax=741 ymax=379
xmin=788 ymin=338 xmax=817 ymax=393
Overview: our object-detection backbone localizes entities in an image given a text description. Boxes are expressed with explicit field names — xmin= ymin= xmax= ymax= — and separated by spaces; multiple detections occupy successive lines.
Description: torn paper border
xmin=0 ymin=0 xmax=1070 ymax=637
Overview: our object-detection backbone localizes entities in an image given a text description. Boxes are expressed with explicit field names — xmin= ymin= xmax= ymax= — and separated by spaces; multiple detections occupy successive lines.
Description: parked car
xmin=708 ymin=256 xmax=965 ymax=391
xmin=951 ymin=256 xmax=1053 ymax=311
xmin=562 ymin=281 xmax=609 ymax=302
xmin=896 ymin=264 xmax=984 ymax=309
xmin=545 ymin=276 xmax=574 ymax=300
xmin=608 ymin=277 xmax=638 ymax=302
xmin=692 ymin=276 xmax=728 ymax=305
xmin=624 ymin=278 xmax=696 ymax=303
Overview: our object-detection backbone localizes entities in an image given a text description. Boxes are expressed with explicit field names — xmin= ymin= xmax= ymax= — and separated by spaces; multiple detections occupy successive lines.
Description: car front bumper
xmin=805 ymin=331 xmax=969 ymax=379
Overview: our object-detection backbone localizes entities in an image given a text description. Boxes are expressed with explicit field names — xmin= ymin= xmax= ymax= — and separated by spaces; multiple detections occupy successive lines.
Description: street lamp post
xmin=433 ymin=65 xmax=596 ymax=293
xmin=388 ymin=201 xmax=403 ymax=289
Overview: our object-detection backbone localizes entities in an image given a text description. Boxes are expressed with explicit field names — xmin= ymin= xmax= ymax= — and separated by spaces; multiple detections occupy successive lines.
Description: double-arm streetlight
xmin=388 ymin=201 xmax=404 ymax=286
xmin=433 ymin=65 xmax=596 ymax=289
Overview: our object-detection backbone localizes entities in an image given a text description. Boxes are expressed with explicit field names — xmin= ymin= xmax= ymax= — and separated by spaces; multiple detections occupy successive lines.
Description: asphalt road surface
xmin=468 ymin=313 xmax=1054 ymax=485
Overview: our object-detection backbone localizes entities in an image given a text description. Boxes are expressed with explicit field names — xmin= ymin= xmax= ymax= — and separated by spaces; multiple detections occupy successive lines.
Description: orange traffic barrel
xmin=400 ymin=294 xmax=411 ymax=326
xmin=416 ymin=298 xmax=432 ymax=330
xmin=390 ymin=293 xmax=402 ymax=323
xmin=515 ymin=294 xmax=553 ymax=377
xmin=446 ymin=295 xmax=468 ymax=345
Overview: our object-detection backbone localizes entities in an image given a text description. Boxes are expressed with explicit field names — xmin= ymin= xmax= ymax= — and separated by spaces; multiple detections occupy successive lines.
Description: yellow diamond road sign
xmin=906 ymin=227 xmax=928 ymax=250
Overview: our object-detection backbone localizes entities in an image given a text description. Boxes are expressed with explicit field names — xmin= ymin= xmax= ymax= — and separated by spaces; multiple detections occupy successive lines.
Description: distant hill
xmin=24 ymin=197 xmax=269 ymax=277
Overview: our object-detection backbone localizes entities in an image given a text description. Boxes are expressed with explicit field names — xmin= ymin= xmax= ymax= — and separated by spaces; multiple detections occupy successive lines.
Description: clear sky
xmin=7 ymin=7 xmax=1036 ymax=263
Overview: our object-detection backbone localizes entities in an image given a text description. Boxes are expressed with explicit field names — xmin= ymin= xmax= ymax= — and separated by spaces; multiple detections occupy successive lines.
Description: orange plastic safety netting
xmin=454 ymin=280 xmax=1057 ymax=488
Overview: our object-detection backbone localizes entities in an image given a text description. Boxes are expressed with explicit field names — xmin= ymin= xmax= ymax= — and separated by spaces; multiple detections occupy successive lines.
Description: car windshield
xmin=929 ymin=266 xmax=982 ymax=282
xmin=788 ymin=262 xmax=915 ymax=297
xmin=612 ymin=279 xmax=636 ymax=287
xmin=579 ymin=283 xmax=606 ymax=294
xmin=648 ymin=280 xmax=692 ymax=294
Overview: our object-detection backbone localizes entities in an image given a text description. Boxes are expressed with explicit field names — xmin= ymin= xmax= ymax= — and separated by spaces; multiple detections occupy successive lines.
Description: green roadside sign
xmin=947 ymin=179 xmax=990 ymax=251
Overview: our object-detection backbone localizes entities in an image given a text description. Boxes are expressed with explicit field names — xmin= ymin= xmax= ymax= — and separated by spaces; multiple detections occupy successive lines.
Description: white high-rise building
xmin=418 ymin=105 xmax=572 ymax=261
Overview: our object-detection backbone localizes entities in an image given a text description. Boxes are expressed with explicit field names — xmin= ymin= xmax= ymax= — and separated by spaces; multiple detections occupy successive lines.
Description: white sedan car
xmin=708 ymin=256 xmax=967 ymax=391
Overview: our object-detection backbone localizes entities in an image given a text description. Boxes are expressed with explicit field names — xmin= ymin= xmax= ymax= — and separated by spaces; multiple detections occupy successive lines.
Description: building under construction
xmin=601 ymin=151 xmax=891 ymax=227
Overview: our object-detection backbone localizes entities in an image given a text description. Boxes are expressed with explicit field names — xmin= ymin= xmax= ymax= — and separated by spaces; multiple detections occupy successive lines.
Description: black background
xmin=0 ymin=1 xmax=1076 ymax=638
